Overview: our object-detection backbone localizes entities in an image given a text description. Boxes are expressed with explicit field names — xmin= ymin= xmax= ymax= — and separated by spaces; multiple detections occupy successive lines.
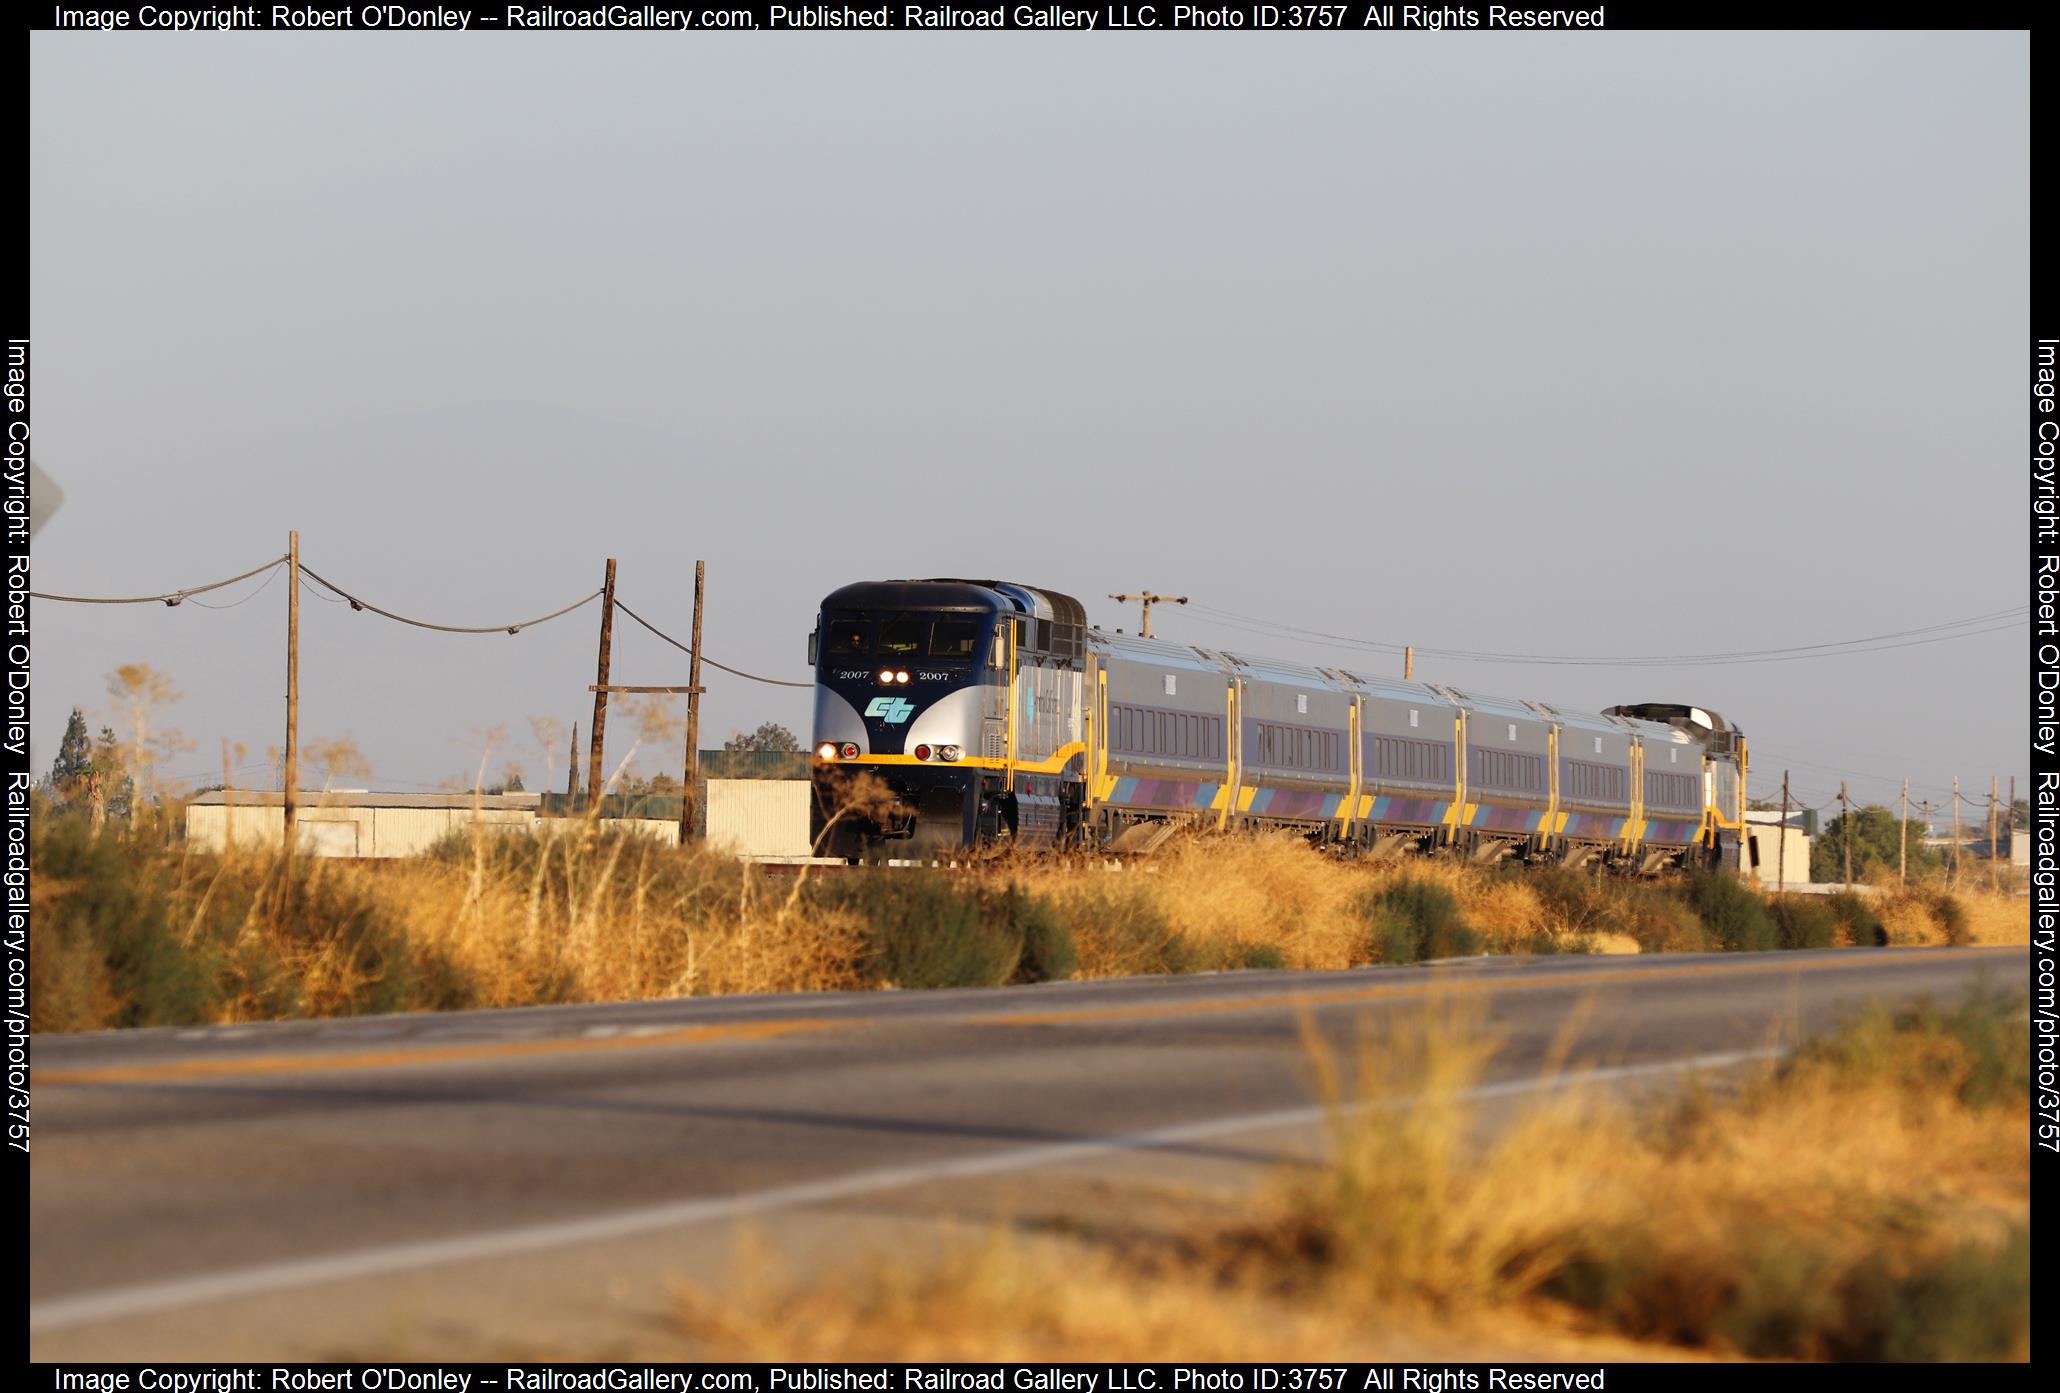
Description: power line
xmin=188 ymin=563 xmax=287 ymax=610
xmin=1748 ymin=747 xmax=1960 ymax=803
xmin=31 ymin=556 xmax=288 ymax=607
xmin=298 ymin=566 xmax=602 ymax=635
xmin=30 ymin=551 xmax=807 ymax=686
xmin=1176 ymin=603 xmax=2025 ymax=669
xmin=611 ymin=598 xmax=812 ymax=689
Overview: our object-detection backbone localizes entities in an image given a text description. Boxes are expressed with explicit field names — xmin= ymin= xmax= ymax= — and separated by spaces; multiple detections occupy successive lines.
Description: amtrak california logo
xmin=865 ymin=697 xmax=916 ymax=724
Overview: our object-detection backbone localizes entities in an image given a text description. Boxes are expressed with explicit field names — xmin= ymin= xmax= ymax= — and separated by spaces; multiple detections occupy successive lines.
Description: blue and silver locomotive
xmin=809 ymin=578 xmax=1749 ymax=871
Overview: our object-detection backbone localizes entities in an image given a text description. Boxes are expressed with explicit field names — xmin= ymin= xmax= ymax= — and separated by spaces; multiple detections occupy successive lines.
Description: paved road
xmin=30 ymin=945 xmax=2028 ymax=1360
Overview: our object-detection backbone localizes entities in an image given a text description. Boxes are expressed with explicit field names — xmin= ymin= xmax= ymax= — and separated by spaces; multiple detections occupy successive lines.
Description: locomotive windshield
xmin=819 ymin=615 xmax=991 ymax=662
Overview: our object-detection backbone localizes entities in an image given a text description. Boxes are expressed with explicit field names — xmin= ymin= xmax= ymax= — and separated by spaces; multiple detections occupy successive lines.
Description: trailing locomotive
xmin=808 ymin=579 xmax=1750 ymax=872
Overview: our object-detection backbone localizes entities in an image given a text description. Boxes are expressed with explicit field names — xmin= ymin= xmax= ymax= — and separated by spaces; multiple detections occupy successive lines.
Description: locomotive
xmin=808 ymin=579 xmax=1750 ymax=872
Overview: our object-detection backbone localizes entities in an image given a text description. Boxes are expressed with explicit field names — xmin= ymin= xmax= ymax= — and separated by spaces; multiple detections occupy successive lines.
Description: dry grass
xmin=1007 ymin=833 xmax=1366 ymax=975
xmin=389 ymin=825 xmax=873 ymax=1005
xmin=675 ymin=993 xmax=2030 ymax=1362
xmin=1870 ymin=883 xmax=2026 ymax=947
xmin=31 ymin=811 xmax=2023 ymax=1031
xmin=28 ymin=812 xmax=872 ymax=1031
xmin=1245 ymin=994 xmax=2030 ymax=1358
xmin=1005 ymin=834 xmax=1649 ymax=977
xmin=677 ymin=1232 xmax=1370 ymax=1362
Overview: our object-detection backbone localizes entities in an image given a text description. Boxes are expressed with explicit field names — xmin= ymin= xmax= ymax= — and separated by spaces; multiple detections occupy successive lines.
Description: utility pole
xmin=1108 ymin=591 xmax=1186 ymax=640
xmin=2010 ymin=775 xmax=2019 ymax=864
xmin=1839 ymin=781 xmax=1852 ymax=888
xmin=566 ymin=722 xmax=579 ymax=800
xmin=586 ymin=558 xmax=618 ymax=812
xmin=1952 ymin=777 xmax=1962 ymax=882
xmin=1777 ymin=770 xmax=1790 ymax=892
xmin=679 ymin=559 xmax=706 ymax=844
xmin=1900 ymin=777 xmax=1909 ymax=884
xmin=1990 ymin=774 xmax=2001 ymax=893
xmin=1404 ymin=646 xmax=1414 ymax=681
xmin=284 ymin=529 xmax=299 ymax=854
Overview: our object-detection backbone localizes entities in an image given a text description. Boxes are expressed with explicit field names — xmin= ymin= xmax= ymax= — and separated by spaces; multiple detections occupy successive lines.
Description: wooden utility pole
xmin=1839 ymin=781 xmax=1852 ymax=888
xmin=566 ymin=722 xmax=579 ymax=799
xmin=586 ymin=558 xmax=618 ymax=811
xmin=1990 ymin=774 xmax=2001 ymax=892
xmin=2010 ymin=775 xmax=2019 ymax=864
xmin=284 ymin=529 xmax=299 ymax=853
xmin=680 ymin=560 xmax=706 ymax=844
xmin=1777 ymin=770 xmax=1790 ymax=892
xmin=1108 ymin=591 xmax=1186 ymax=639
xmin=1952 ymin=777 xmax=1962 ymax=881
xmin=1900 ymin=777 xmax=1909 ymax=883
xmin=1404 ymin=646 xmax=1415 ymax=681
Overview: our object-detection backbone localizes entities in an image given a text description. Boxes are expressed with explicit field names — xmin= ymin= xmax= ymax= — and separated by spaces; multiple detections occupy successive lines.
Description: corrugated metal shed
xmin=704 ymin=779 xmax=812 ymax=858
xmin=185 ymin=778 xmax=802 ymax=858
xmin=186 ymin=791 xmax=542 ymax=858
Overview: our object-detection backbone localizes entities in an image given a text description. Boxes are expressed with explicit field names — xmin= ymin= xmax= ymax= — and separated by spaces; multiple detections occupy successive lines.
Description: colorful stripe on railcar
xmin=1561 ymin=811 xmax=1631 ymax=840
xmin=1356 ymin=793 xmax=1454 ymax=825
xmin=1105 ymin=776 xmax=1221 ymax=810
xmin=1642 ymin=816 xmax=1702 ymax=845
xmin=1467 ymin=803 xmax=1554 ymax=834
xmin=1238 ymin=785 xmax=1346 ymax=819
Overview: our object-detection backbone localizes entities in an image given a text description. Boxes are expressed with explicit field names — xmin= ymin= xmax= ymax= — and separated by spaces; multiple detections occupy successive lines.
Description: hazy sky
xmin=29 ymin=31 xmax=2028 ymax=816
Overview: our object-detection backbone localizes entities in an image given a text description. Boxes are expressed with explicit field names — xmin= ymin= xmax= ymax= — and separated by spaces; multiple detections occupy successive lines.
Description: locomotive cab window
xmin=929 ymin=621 xmax=979 ymax=659
xmin=879 ymin=619 xmax=923 ymax=656
xmin=826 ymin=620 xmax=869 ymax=657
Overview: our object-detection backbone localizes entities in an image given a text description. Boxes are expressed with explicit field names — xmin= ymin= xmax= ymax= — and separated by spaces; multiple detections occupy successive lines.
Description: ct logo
xmin=864 ymin=697 xmax=916 ymax=724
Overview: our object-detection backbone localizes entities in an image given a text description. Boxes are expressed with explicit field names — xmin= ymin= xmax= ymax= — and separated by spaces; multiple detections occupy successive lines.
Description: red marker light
xmin=914 ymin=744 xmax=933 ymax=761
xmin=839 ymin=742 xmax=860 ymax=759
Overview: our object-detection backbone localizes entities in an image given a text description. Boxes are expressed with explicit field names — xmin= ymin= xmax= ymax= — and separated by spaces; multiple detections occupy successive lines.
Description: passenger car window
xmin=930 ymin=621 xmax=979 ymax=658
xmin=879 ymin=620 xmax=923 ymax=656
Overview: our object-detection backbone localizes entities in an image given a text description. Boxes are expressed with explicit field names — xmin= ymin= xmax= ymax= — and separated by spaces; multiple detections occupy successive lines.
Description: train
xmin=808 ymin=579 xmax=1751 ymax=872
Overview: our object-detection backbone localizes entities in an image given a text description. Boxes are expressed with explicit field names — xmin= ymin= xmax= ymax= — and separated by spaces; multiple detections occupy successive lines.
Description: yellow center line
xmin=37 ymin=1018 xmax=841 ymax=1086
xmin=37 ymin=947 xmax=2020 ymax=1087
xmin=978 ymin=947 xmax=2022 ymax=1027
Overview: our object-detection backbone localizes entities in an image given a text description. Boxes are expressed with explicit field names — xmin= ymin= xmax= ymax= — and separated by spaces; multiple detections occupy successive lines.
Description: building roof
xmin=187 ymin=790 xmax=542 ymax=810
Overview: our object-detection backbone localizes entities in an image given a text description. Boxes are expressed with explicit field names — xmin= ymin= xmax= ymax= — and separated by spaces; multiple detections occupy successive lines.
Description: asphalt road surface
xmin=30 ymin=945 xmax=2028 ymax=1360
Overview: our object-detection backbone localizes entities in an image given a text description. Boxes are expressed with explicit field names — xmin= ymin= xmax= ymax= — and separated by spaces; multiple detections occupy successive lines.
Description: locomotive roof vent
xmin=1602 ymin=703 xmax=1742 ymax=753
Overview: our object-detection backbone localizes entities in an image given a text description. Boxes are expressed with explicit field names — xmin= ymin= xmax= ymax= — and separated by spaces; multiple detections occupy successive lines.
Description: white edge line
xmin=29 ymin=1047 xmax=1778 ymax=1335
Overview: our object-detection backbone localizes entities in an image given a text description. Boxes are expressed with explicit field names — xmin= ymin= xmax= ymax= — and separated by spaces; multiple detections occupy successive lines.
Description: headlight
xmin=939 ymin=745 xmax=962 ymax=762
xmin=894 ymin=670 xmax=910 ymax=684
xmin=816 ymin=742 xmax=837 ymax=760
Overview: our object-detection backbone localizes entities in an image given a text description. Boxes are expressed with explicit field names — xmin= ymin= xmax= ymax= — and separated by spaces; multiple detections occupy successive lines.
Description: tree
xmin=724 ymin=722 xmax=800 ymax=754
xmin=48 ymin=708 xmax=92 ymax=802
xmin=94 ymin=726 xmax=135 ymax=820
xmin=1812 ymin=804 xmax=1939 ymax=883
